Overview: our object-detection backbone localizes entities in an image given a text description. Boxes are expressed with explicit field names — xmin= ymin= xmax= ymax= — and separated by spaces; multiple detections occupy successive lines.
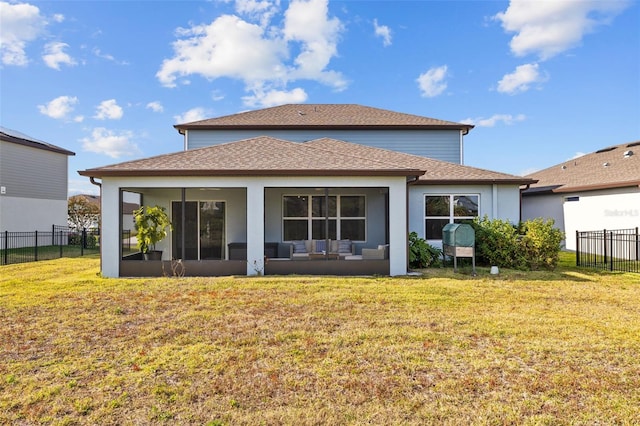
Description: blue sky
xmin=1 ymin=0 xmax=638 ymax=196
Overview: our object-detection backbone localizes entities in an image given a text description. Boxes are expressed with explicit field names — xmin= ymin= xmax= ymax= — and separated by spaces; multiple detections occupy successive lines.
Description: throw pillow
xmin=293 ymin=240 xmax=307 ymax=253
xmin=337 ymin=239 xmax=352 ymax=253
xmin=315 ymin=240 xmax=327 ymax=253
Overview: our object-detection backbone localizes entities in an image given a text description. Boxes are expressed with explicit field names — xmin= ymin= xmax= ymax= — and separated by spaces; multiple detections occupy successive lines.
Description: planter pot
xmin=144 ymin=250 xmax=163 ymax=261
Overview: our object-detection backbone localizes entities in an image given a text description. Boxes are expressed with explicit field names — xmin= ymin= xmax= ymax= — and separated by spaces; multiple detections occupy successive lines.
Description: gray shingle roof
xmin=174 ymin=104 xmax=473 ymax=132
xmin=524 ymin=141 xmax=640 ymax=193
xmin=304 ymin=138 xmax=534 ymax=184
xmin=79 ymin=136 xmax=532 ymax=185
xmin=79 ymin=136 xmax=425 ymax=178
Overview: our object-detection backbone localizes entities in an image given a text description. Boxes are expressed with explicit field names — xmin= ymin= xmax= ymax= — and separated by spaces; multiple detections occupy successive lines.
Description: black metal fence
xmin=576 ymin=228 xmax=639 ymax=273
xmin=1 ymin=225 xmax=100 ymax=266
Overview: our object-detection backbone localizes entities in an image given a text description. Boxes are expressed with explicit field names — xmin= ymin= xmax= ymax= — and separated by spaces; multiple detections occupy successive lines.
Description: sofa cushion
xmin=315 ymin=239 xmax=327 ymax=253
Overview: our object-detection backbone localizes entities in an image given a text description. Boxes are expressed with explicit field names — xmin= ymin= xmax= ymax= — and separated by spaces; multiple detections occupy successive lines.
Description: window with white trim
xmin=283 ymin=195 xmax=366 ymax=241
xmin=424 ymin=194 xmax=479 ymax=240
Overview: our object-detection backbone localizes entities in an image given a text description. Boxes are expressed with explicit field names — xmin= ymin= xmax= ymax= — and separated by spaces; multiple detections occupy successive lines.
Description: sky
xmin=1 ymin=0 xmax=638 ymax=196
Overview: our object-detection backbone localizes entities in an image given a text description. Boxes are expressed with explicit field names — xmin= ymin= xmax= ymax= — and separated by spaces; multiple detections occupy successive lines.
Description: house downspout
xmin=492 ymin=184 xmax=498 ymax=219
xmin=519 ymin=184 xmax=531 ymax=223
xmin=459 ymin=130 xmax=464 ymax=165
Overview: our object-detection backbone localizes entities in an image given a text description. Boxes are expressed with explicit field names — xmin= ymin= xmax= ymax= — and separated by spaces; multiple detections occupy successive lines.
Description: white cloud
xmin=174 ymin=107 xmax=208 ymax=124
xmin=94 ymin=99 xmax=123 ymax=120
xmin=93 ymin=48 xmax=129 ymax=65
xmin=81 ymin=127 xmax=140 ymax=158
xmin=146 ymin=101 xmax=164 ymax=113
xmin=234 ymin=0 xmax=279 ymax=27
xmin=0 ymin=1 xmax=46 ymax=66
xmin=38 ymin=95 xmax=79 ymax=120
xmin=242 ymin=86 xmax=307 ymax=107
xmin=497 ymin=63 xmax=547 ymax=95
xmin=157 ymin=0 xmax=345 ymax=107
xmin=373 ymin=19 xmax=392 ymax=46
xmin=460 ymin=114 xmax=526 ymax=128
xmin=417 ymin=65 xmax=448 ymax=98
xmin=569 ymin=151 xmax=586 ymax=160
xmin=42 ymin=41 xmax=76 ymax=70
xmin=494 ymin=0 xmax=630 ymax=60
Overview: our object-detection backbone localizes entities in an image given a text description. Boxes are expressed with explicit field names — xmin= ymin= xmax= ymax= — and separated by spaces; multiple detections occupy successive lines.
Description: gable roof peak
xmin=174 ymin=103 xmax=473 ymax=133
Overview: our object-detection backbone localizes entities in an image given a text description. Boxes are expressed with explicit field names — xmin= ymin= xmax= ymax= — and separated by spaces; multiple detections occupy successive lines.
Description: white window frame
xmin=424 ymin=194 xmax=480 ymax=241
xmin=282 ymin=194 xmax=367 ymax=242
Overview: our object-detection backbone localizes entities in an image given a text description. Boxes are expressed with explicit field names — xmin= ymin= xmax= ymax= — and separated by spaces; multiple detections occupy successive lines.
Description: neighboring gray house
xmin=0 ymin=127 xmax=75 ymax=233
xmin=522 ymin=141 xmax=640 ymax=250
xmin=80 ymin=104 xmax=534 ymax=278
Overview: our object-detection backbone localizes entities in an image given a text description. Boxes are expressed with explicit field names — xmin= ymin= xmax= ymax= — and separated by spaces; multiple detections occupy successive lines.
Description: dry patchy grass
xmin=1 ymin=254 xmax=639 ymax=425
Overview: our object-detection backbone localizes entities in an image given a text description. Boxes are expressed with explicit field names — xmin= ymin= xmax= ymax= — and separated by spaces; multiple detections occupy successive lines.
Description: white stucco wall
xmin=99 ymin=175 xmax=409 ymax=277
xmin=562 ymin=188 xmax=640 ymax=251
xmin=408 ymin=183 xmax=523 ymax=246
xmin=0 ymin=196 xmax=68 ymax=232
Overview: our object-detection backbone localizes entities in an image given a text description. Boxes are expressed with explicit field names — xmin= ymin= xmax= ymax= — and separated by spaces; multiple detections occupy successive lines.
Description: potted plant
xmin=133 ymin=205 xmax=172 ymax=260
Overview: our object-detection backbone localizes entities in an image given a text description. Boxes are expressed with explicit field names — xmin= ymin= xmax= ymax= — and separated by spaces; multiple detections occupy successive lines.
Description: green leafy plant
xmin=520 ymin=218 xmax=564 ymax=270
xmin=472 ymin=216 xmax=564 ymax=271
xmin=409 ymin=231 xmax=442 ymax=268
xmin=133 ymin=205 xmax=172 ymax=255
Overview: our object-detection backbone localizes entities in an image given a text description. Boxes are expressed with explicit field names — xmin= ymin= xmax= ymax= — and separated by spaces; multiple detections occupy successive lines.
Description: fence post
xmin=636 ymin=226 xmax=640 ymax=262
xmin=609 ymin=230 xmax=614 ymax=272
xmin=575 ymin=230 xmax=580 ymax=266
xmin=3 ymin=231 xmax=7 ymax=265
xmin=34 ymin=230 xmax=38 ymax=261
xmin=81 ymin=228 xmax=86 ymax=256
xmin=603 ymin=229 xmax=607 ymax=269
xmin=59 ymin=229 xmax=63 ymax=258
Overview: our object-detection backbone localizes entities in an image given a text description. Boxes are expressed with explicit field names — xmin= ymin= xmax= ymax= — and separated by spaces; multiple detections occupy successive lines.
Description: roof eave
xmin=1 ymin=134 xmax=75 ymax=156
xmin=552 ymin=181 xmax=640 ymax=193
xmin=78 ymin=169 xmax=426 ymax=179
xmin=173 ymin=124 xmax=473 ymax=132
xmin=414 ymin=178 xmax=537 ymax=185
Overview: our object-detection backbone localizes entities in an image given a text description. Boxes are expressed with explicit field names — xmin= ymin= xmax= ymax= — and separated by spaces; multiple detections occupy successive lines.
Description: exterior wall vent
xmin=596 ymin=146 xmax=617 ymax=154
xmin=623 ymin=150 xmax=634 ymax=158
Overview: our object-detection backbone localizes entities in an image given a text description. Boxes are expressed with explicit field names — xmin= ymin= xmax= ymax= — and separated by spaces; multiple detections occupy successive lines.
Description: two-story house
xmin=1 ymin=127 xmax=75 ymax=237
xmin=79 ymin=104 xmax=534 ymax=277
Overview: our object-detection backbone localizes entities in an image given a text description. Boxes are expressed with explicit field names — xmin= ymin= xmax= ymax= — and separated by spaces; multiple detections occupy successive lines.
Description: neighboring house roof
xmin=174 ymin=104 xmax=474 ymax=134
xmin=0 ymin=127 xmax=75 ymax=156
xmin=79 ymin=136 xmax=532 ymax=185
xmin=523 ymin=141 xmax=640 ymax=194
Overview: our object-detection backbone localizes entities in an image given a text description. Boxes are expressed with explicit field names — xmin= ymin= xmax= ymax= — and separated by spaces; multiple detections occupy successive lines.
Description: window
xmin=283 ymin=195 xmax=366 ymax=241
xmin=425 ymin=194 xmax=479 ymax=240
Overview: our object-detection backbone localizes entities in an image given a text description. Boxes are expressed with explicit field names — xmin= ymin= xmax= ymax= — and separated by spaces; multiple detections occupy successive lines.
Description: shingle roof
xmin=524 ymin=141 xmax=640 ymax=193
xmin=78 ymin=136 xmax=426 ymax=178
xmin=0 ymin=127 xmax=75 ymax=156
xmin=304 ymin=138 xmax=534 ymax=184
xmin=174 ymin=104 xmax=473 ymax=133
xmin=79 ymin=136 xmax=532 ymax=186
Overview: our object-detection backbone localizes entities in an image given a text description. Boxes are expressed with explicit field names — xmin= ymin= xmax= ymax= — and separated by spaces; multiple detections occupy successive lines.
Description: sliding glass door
xmin=172 ymin=201 xmax=226 ymax=260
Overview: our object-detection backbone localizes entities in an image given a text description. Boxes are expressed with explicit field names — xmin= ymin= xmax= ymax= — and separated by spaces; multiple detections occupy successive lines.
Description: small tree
xmin=133 ymin=205 xmax=172 ymax=254
xmin=68 ymin=195 xmax=100 ymax=231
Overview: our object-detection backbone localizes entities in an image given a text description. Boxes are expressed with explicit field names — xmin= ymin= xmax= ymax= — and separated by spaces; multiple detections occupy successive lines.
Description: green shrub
xmin=472 ymin=216 xmax=564 ymax=271
xmin=409 ymin=231 xmax=442 ymax=268
xmin=520 ymin=218 xmax=564 ymax=270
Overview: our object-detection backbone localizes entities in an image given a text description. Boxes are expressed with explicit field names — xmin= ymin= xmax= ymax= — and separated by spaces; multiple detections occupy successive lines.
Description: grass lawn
xmin=1 ymin=254 xmax=638 ymax=425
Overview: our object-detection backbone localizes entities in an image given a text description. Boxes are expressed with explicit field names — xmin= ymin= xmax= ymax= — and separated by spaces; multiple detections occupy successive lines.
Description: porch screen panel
xmin=172 ymin=201 xmax=198 ymax=260
xmin=200 ymin=201 xmax=225 ymax=260
xmin=312 ymin=195 xmax=337 ymax=240
xmin=340 ymin=196 xmax=366 ymax=241
xmin=283 ymin=196 xmax=308 ymax=240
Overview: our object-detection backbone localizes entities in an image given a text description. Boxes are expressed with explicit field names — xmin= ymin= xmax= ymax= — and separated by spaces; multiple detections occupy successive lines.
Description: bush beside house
xmin=472 ymin=216 xmax=564 ymax=271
